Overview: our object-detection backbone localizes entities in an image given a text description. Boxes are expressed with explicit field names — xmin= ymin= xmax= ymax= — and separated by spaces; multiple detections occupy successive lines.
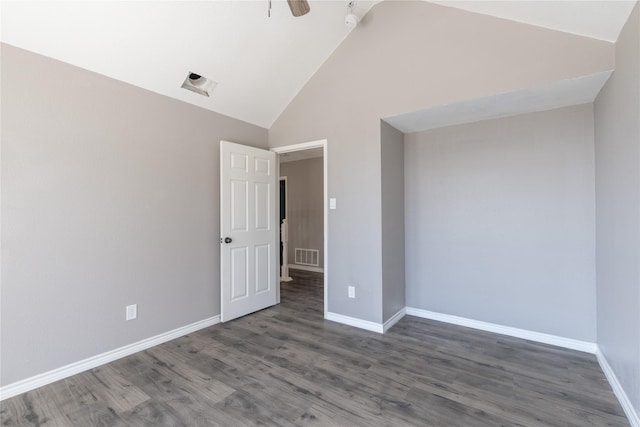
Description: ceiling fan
xmin=268 ymin=0 xmax=310 ymax=18
xmin=287 ymin=0 xmax=310 ymax=17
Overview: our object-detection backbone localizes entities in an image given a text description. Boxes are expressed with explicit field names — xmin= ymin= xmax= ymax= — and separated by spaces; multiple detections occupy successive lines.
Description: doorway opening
xmin=272 ymin=140 xmax=328 ymax=318
xmin=279 ymin=176 xmax=291 ymax=282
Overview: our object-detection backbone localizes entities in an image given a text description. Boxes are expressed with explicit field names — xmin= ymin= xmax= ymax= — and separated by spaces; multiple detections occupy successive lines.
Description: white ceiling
xmin=279 ymin=147 xmax=324 ymax=163
xmin=432 ymin=0 xmax=637 ymax=43
xmin=384 ymin=71 xmax=612 ymax=133
xmin=1 ymin=1 xmax=636 ymax=128
xmin=0 ymin=0 xmax=378 ymax=128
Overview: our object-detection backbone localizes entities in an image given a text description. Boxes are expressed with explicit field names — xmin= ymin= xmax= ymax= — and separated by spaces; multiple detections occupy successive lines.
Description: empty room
xmin=1 ymin=0 xmax=639 ymax=426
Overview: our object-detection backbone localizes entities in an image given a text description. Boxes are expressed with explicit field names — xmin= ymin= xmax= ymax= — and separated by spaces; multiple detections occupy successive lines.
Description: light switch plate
xmin=329 ymin=198 xmax=337 ymax=210
xmin=126 ymin=304 xmax=137 ymax=321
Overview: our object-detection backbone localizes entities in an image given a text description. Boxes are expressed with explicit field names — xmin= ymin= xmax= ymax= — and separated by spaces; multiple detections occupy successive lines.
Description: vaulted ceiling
xmin=1 ymin=1 xmax=637 ymax=128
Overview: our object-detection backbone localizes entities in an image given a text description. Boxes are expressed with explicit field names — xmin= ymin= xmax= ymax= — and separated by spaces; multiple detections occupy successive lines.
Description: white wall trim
xmin=271 ymin=140 xmax=327 ymax=154
xmin=0 ymin=315 xmax=220 ymax=401
xmin=595 ymin=349 xmax=640 ymax=427
xmin=326 ymin=312 xmax=384 ymax=334
xmin=6 ymin=307 xmax=636 ymax=427
xmin=405 ymin=307 xmax=597 ymax=354
xmin=383 ymin=307 xmax=406 ymax=333
xmin=325 ymin=308 xmax=405 ymax=334
xmin=289 ymin=264 xmax=324 ymax=273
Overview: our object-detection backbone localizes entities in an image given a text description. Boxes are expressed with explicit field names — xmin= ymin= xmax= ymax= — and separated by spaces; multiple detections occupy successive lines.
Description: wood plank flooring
xmin=1 ymin=271 xmax=629 ymax=426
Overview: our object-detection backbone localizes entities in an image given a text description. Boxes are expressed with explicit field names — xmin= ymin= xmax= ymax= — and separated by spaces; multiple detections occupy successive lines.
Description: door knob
xmin=224 ymin=237 xmax=232 ymax=244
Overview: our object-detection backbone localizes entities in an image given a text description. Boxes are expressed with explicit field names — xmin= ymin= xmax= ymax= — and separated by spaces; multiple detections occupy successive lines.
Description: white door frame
xmin=271 ymin=140 xmax=328 ymax=318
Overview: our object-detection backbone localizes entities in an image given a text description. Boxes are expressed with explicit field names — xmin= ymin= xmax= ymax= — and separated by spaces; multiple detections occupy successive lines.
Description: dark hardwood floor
xmin=1 ymin=271 xmax=629 ymax=426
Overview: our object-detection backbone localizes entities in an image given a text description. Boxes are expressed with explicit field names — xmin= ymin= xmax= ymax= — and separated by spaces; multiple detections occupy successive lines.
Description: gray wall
xmin=380 ymin=121 xmax=405 ymax=323
xmin=594 ymin=3 xmax=640 ymax=414
xmin=0 ymin=44 xmax=267 ymax=386
xmin=404 ymin=104 xmax=597 ymax=341
xmin=268 ymin=0 xmax=613 ymax=324
xmin=279 ymin=157 xmax=324 ymax=268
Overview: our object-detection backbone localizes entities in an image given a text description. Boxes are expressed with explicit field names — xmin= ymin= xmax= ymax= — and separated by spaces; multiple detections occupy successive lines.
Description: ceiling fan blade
xmin=287 ymin=0 xmax=310 ymax=17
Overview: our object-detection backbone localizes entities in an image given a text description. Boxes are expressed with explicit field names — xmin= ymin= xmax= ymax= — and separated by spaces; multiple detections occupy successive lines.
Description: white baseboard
xmin=405 ymin=307 xmax=638 ymax=426
xmin=595 ymin=349 xmax=640 ymax=427
xmin=383 ymin=308 xmax=406 ymax=333
xmin=405 ymin=307 xmax=597 ymax=354
xmin=325 ymin=308 xmax=406 ymax=335
xmin=289 ymin=264 xmax=324 ymax=273
xmin=326 ymin=312 xmax=384 ymax=333
xmin=6 ymin=308 xmax=636 ymax=427
xmin=0 ymin=315 xmax=220 ymax=401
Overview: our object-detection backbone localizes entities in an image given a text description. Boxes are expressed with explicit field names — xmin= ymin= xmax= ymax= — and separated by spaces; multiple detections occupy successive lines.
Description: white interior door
xmin=220 ymin=140 xmax=278 ymax=322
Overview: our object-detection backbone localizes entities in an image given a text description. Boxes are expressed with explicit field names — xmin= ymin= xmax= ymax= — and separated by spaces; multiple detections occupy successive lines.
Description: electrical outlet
xmin=348 ymin=286 xmax=355 ymax=298
xmin=126 ymin=304 xmax=137 ymax=321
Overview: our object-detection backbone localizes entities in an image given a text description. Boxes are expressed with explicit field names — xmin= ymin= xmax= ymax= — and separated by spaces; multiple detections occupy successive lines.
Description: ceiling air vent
xmin=181 ymin=72 xmax=217 ymax=97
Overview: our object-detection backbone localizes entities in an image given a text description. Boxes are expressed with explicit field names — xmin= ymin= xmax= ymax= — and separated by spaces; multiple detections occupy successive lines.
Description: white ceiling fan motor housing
xmin=345 ymin=13 xmax=359 ymax=27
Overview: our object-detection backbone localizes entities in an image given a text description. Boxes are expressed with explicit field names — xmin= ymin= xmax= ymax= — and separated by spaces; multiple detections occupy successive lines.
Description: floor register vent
xmin=295 ymin=248 xmax=319 ymax=267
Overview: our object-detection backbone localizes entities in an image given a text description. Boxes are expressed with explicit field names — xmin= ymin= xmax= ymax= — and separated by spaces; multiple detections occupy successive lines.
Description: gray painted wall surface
xmin=594 ymin=3 xmax=640 ymax=414
xmin=279 ymin=157 xmax=324 ymax=268
xmin=268 ymin=0 xmax=613 ymax=324
xmin=1 ymin=44 xmax=267 ymax=386
xmin=404 ymin=104 xmax=597 ymax=341
xmin=380 ymin=121 xmax=405 ymax=323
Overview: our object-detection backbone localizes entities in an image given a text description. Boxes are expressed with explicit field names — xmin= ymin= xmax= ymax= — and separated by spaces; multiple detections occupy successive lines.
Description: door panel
xmin=255 ymin=182 xmax=270 ymax=230
xmin=221 ymin=141 xmax=277 ymax=322
xmin=231 ymin=180 xmax=248 ymax=231
xmin=230 ymin=247 xmax=248 ymax=301
xmin=255 ymin=157 xmax=270 ymax=175
xmin=231 ymin=152 xmax=248 ymax=171
xmin=255 ymin=244 xmax=270 ymax=294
